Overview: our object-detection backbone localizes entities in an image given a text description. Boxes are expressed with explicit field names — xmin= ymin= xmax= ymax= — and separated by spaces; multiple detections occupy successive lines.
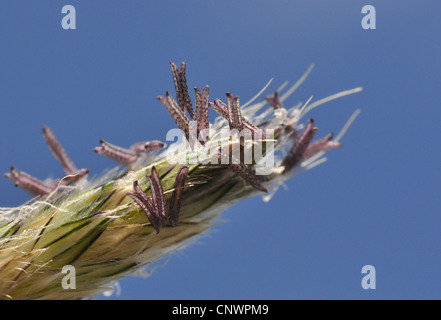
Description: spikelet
xmin=0 ymin=62 xmax=361 ymax=299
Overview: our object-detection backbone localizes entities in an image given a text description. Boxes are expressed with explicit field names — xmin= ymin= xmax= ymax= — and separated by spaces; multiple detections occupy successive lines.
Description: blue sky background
xmin=0 ymin=1 xmax=440 ymax=299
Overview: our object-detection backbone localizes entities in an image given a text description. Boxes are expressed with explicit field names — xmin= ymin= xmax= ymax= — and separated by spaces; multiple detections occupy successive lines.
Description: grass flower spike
xmin=0 ymin=62 xmax=361 ymax=299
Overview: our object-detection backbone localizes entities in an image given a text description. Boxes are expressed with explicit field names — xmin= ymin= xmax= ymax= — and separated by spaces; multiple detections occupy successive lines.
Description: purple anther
xmin=265 ymin=91 xmax=285 ymax=110
xmin=157 ymin=92 xmax=191 ymax=142
xmin=168 ymin=165 xmax=189 ymax=227
xmin=42 ymin=126 xmax=78 ymax=175
xmin=281 ymin=119 xmax=318 ymax=173
xmin=229 ymin=163 xmax=267 ymax=193
xmin=194 ymin=86 xmax=210 ymax=144
xmin=170 ymin=61 xmax=195 ymax=120
xmin=94 ymin=139 xmax=138 ymax=167
xmin=4 ymin=166 xmax=54 ymax=197
xmin=302 ymin=133 xmax=342 ymax=159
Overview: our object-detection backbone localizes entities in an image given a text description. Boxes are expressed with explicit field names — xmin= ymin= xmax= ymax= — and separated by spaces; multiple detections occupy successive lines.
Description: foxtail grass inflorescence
xmin=0 ymin=62 xmax=361 ymax=299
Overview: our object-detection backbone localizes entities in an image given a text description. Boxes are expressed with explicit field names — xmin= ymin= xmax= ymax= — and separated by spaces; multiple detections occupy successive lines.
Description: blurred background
xmin=0 ymin=1 xmax=440 ymax=299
